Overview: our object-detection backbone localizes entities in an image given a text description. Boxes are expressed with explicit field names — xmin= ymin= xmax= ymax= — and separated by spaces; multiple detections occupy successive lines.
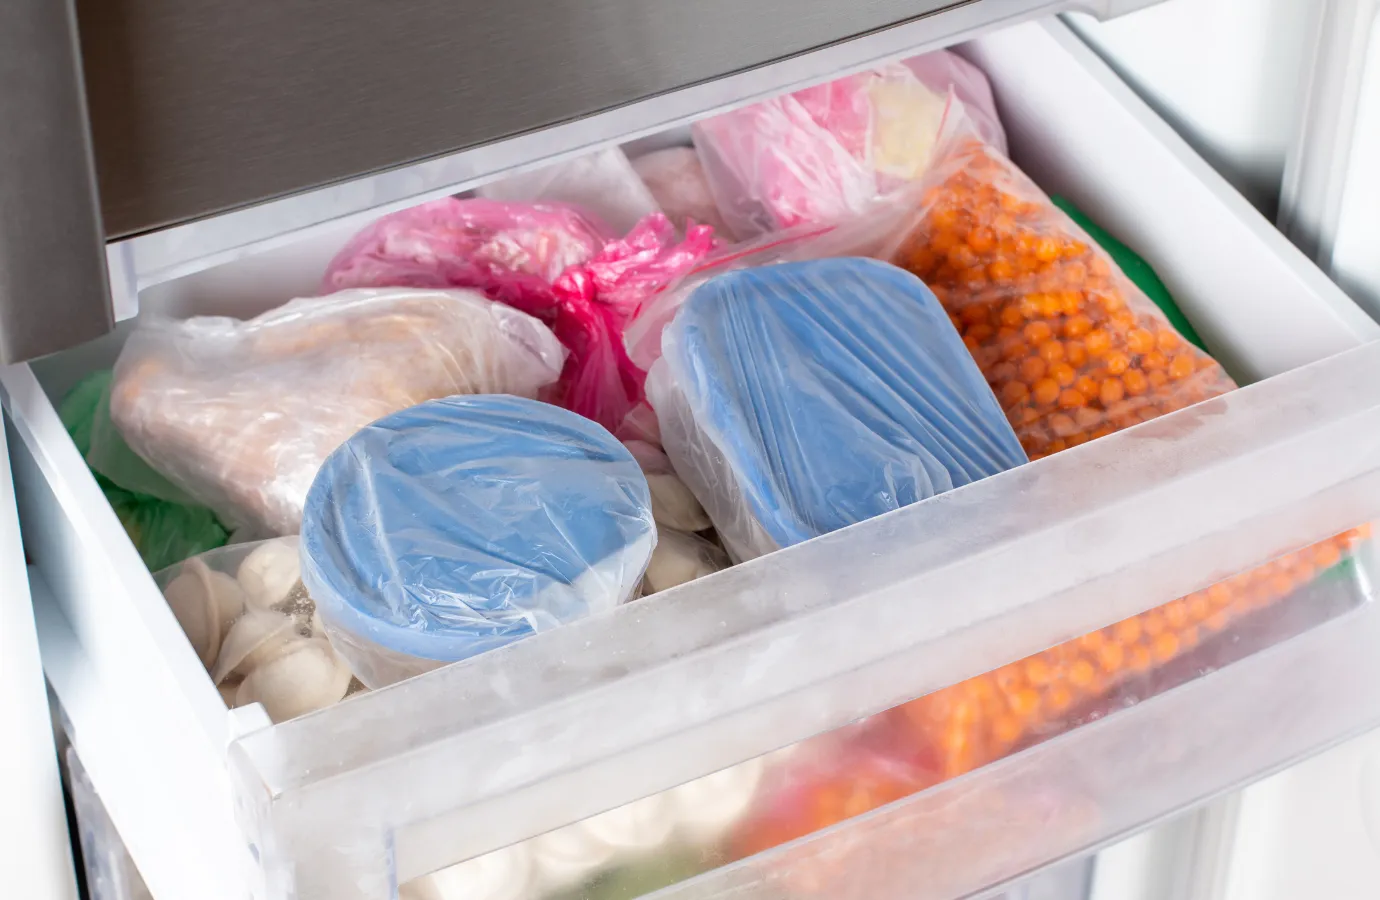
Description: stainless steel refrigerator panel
xmin=76 ymin=0 xmax=969 ymax=238
xmin=0 ymin=0 xmax=112 ymax=363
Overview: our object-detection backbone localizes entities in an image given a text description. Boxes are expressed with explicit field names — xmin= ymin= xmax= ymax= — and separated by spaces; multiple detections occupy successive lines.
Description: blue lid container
xmin=301 ymin=395 xmax=655 ymax=681
xmin=659 ymin=257 xmax=1026 ymax=556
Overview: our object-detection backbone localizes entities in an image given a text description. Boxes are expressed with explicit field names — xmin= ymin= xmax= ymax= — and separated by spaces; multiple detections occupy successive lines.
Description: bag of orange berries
xmin=882 ymin=105 xmax=1372 ymax=779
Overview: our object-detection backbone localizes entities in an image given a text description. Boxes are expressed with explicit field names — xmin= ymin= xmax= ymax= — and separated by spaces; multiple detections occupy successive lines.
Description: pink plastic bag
xmin=324 ymin=199 xmax=714 ymax=433
xmin=551 ymin=214 xmax=716 ymax=432
xmin=692 ymin=50 xmax=1005 ymax=239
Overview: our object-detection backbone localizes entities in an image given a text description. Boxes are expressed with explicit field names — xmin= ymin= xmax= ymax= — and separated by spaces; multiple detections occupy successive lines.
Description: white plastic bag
xmin=630 ymin=147 xmax=735 ymax=238
xmin=692 ymin=50 xmax=1006 ymax=239
xmin=111 ymin=287 xmax=565 ymax=536
xmin=477 ymin=147 xmax=660 ymax=235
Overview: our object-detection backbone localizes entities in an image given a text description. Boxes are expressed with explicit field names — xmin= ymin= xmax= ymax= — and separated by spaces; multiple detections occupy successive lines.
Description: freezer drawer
xmin=6 ymin=17 xmax=1380 ymax=900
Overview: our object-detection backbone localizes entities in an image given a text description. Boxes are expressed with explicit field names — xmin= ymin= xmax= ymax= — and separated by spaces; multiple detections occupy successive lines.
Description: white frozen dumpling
xmin=643 ymin=529 xmax=729 ymax=594
xmin=235 ymin=639 xmax=353 ymax=723
xmin=236 ymin=538 xmax=302 ymax=609
xmin=211 ymin=607 xmax=298 ymax=685
xmin=163 ymin=558 xmax=245 ymax=667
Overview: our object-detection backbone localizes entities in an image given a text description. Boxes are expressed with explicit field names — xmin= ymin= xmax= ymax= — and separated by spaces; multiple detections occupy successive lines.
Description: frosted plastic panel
xmin=230 ymin=340 xmax=1380 ymax=900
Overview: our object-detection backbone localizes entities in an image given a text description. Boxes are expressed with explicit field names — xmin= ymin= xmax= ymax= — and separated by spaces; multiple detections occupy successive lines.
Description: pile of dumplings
xmin=159 ymin=538 xmax=355 ymax=722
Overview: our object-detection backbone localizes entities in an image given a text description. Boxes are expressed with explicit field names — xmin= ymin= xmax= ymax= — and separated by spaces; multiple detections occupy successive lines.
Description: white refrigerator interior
xmin=0 ymin=433 xmax=79 ymax=900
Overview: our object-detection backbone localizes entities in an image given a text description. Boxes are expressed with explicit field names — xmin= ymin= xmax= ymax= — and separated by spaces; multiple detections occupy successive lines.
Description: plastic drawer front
xmin=5 ymin=18 xmax=1380 ymax=900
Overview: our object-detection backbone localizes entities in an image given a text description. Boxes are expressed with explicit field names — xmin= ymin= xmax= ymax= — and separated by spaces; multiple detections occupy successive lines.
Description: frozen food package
xmin=650 ymin=257 xmax=1026 ymax=562
xmin=882 ymin=106 xmax=1373 ymax=777
xmin=889 ymin=114 xmax=1237 ymax=459
xmin=155 ymin=537 xmax=357 ymax=722
xmin=325 ymin=198 xmax=710 ymax=434
xmin=630 ymin=147 xmax=735 ymax=237
xmin=59 ymin=371 xmax=229 ymax=570
xmin=110 ymin=287 xmax=565 ymax=536
xmin=477 ymin=147 xmax=660 ymax=236
xmin=300 ymin=395 xmax=656 ymax=687
xmin=550 ymin=213 xmax=717 ymax=433
xmin=642 ymin=527 xmax=730 ymax=594
xmin=692 ymin=50 xmax=1005 ymax=239
xmin=321 ymin=198 xmax=611 ymax=298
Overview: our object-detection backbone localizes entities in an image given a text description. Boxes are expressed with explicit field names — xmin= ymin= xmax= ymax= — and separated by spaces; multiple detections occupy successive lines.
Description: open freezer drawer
xmin=6 ymin=16 xmax=1380 ymax=900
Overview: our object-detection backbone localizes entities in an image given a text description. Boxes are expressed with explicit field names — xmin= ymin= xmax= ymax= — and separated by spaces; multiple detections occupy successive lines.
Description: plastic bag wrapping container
xmin=477 ymin=147 xmax=661 ymax=236
xmin=630 ymin=147 xmax=735 ymax=238
xmin=300 ymin=395 xmax=657 ymax=688
xmin=324 ymin=198 xmax=711 ymax=434
xmin=154 ymin=537 xmax=357 ymax=722
xmin=109 ymin=287 xmax=565 ymax=537
xmin=692 ymin=50 xmax=1006 ymax=240
xmin=649 ymin=257 xmax=1026 ymax=562
xmin=623 ymin=196 xmax=921 ymax=380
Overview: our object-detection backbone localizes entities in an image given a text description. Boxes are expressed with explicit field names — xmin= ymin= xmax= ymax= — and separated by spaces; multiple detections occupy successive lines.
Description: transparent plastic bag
xmin=300 ymin=395 xmax=657 ymax=687
xmin=111 ymin=287 xmax=565 ymax=536
xmin=889 ymin=113 xmax=1238 ymax=459
xmin=155 ymin=537 xmax=357 ymax=722
xmin=650 ymin=257 xmax=1026 ymax=562
xmin=692 ymin=50 xmax=1006 ymax=239
xmin=477 ymin=147 xmax=660 ymax=235
xmin=59 ymin=371 xmax=229 ymax=571
xmin=630 ymin=146 xmax=736 ymax=238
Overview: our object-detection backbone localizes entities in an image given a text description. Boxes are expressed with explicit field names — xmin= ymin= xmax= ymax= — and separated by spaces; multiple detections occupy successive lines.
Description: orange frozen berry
xmin=1084 ymin=330 xmax=1112 ymax=357
xmin=1050 ymin=362 xmax=1076 ymax=387
xmin=1099 ymin=377 xmax=1125 ymax=406
xmin=1123 ymin=369 xmax=1149 ymax=395
xmin=1001 ymin=381 xmax=1030 ymax=405
xmin=1058 ymin=389 xmax=1087 ymax=409
xmin=1039 ymin=341 xmax=1066 ymax=364
xmin=1064 ymin=315 xmax=1093 ymax=338
xmin=1020 ymin=356 xmax=1048 ymax=383
xmin=1169 ymin=355 xmax=1196 ymax=380
xmin=1127 ymin=329 xmax=1155 ymax=354
xmin=1024 ymin=321 xmax=1053 ymax=344
xmin=1065 ymin=341 xmax=1088 ymax=367
xmin=1032 ymin=378 xmax=1061 ymax=405
xmin=1105 ymin=352 xmax=1130 ymax=376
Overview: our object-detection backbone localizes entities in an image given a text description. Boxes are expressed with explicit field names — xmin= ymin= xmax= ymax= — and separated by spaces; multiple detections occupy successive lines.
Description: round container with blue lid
xmin=300 ymin=395 xmax=656 ymax=687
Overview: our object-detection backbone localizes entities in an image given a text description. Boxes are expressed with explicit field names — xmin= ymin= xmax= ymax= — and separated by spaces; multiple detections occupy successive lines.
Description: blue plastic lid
xmin=666 ymin=257 xmax=1026 ymax=549
xmin=300 ymin=395 xmax=655 ymax=663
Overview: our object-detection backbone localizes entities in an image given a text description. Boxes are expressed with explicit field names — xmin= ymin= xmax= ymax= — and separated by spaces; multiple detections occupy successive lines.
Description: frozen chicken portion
xmin=111 ymin=287 xmax=565 ymax=536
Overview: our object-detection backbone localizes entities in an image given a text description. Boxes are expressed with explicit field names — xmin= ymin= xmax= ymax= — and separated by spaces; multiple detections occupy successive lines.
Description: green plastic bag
xmin=59 ymin=372 xmax=229 ymax=571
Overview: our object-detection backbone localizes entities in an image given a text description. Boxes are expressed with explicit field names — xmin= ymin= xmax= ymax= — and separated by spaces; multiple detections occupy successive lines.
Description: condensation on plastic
xmin=109 ymin=287 xmax=564 ymax=536
xmin=692 ymin=50 xmax=1006 ymax=240
xmin=154 ymin=537 xmax=357 ymax=722
xmin=323 ymin=198 xmax=711 ymax=434
xmin=301 ymin=395 xmax=657 ymax=688
xmin=888 ymin=107 xmax=1238 ymax=459
xmin=630 ymin=147 xmax=736 ymax=239
xmin=650 ymin=257 xmax=1026 ymax=562
xmin=477 ymin=147 xmax=661 ymax=237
